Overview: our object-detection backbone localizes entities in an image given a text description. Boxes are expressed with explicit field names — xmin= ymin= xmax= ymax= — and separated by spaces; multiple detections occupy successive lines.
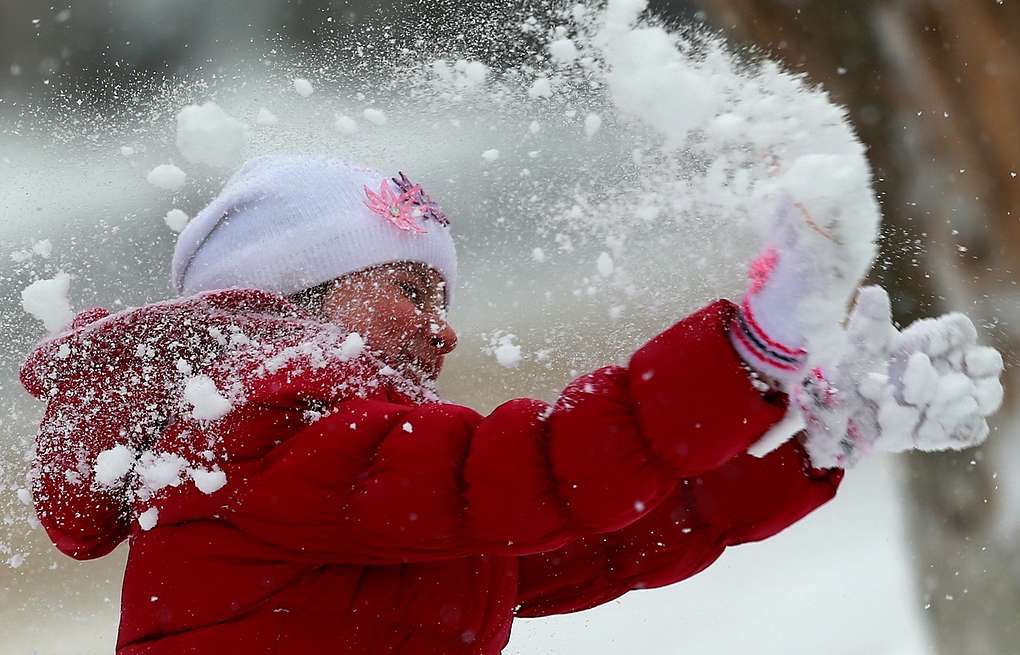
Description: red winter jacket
xmin=21 ymin=289 xmax=842 ymax=655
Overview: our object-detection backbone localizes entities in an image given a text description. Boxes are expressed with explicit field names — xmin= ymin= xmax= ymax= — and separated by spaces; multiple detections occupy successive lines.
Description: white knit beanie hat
xmin=171 ymin=154 xmax=457 ymax=303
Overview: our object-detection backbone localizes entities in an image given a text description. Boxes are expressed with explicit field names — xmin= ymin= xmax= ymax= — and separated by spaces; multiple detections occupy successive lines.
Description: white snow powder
xmin=363 ymin=108 xmax=387 ymax=125
xmin=175 ymin=101 xmax=249 ymax=168
xmin=138 ymin=508 xmax=159 ymax=531
xmin=482 ymin=149 xmax=500 ymax=162
xmin=93 ymin=445 xmax=135 ymax=486
xmin=22 ymin=273 xmax=73 ymax=333
xmin=189 ymin=468 xmax=227 ymax=494
xmin=119 ymin=145 xmax=135 ymax=157
xmin=146 ymin=164 xmax=186 ymax=191
xmin=293 ymin=78 xmax=315 ymax=97
xmin=532 ymin=247 xmax=546 ymax=262
xmin=584 ymin=112 xmax=603 ymax=137
xmin=164 ymin=209 xmax=190 ymax=233
xmin=183 ymin=375 xmax=233 ymax=420
xmin=335 ymin=114 xmax=359 ymax=135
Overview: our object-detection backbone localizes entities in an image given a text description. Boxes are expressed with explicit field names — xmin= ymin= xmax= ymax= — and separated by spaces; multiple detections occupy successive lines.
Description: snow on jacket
xmin=20 ymin=288 xmax=843 ymax=654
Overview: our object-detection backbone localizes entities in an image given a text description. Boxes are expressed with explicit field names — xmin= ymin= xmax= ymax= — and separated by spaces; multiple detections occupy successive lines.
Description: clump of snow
xmin=93 ymin=445 xmax=135 ymax=486
xmin=335 ymin=114 xmax=358 ymax=135
xmin=485 ymin=333 xmax=523 ymax=368
xmin=402 ymin=422 xmax=414 ymax=433
xmin=338 ymin=332 xmax=365 ymax=360
xmin=138 ymin=508 xmax=159 ymax=531
xmin=175 ymin=101 xmax=249 ymax=168
xmin=183 ymin=375 xmax=233 ymax=420
xmin=528 ymin=77 xmax=553 ymax=99
xmin=255 ymin=107 xmax=279 ymax=126
xmin=482 ymin=149 xmax=500 ymax=162
xmin=549 ymin=38 xmax=579 ymax=64
xmin=15 ymin=489 xmax=31 ymax=506
xmin=32 ymin=239 xmax=52 ymax=258
xmin=146 ymin=164 xmax=186 ymax=190
xmin=189 ymin=468 xmax=227 ymax=494
xmin=164 ymin=209 xmax=190 ymax=232
xmin=135 ymin=451 xmax=188 ymax=494
xmin=363 ymin=108 xmax=387 ymax=125
xmin=22 ymin=273 xmax=73 ymax=333
xmin=584 ymin=112 xmax=602 ymax=137
xmin=119 ymin=145 xmax=135 ymax=157
xmin=293 ymin=78 xmax=315 ymax=97
xmin=596 ymin=252 xmax=614 ymax=277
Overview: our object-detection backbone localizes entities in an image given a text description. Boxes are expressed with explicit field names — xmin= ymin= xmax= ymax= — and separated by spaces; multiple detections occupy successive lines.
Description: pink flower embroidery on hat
xmin=392 ymin=172 xmax=450 ymax=227
xmin=363 ymin=179 xmax=426 ymax=234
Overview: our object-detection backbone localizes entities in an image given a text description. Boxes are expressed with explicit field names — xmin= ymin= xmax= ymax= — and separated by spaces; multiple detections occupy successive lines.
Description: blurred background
xmin=1 ymin=1 xmax=1018 ymax=653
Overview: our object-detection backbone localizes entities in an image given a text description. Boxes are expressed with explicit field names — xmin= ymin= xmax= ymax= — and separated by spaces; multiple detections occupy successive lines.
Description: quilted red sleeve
xmin=222 ymin=300 xmax=790 ymax=564
xmin=514 ymin=438 xmax=842 ymax=616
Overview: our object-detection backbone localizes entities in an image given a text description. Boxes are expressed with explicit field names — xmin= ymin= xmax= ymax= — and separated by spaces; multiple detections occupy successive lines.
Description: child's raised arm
xmin=215 ymin=300 xmax=801 ymax=565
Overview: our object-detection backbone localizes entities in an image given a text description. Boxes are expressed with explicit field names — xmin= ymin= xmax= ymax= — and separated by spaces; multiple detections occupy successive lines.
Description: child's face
xmin=321 ymin=262 xmax=457 ymax=383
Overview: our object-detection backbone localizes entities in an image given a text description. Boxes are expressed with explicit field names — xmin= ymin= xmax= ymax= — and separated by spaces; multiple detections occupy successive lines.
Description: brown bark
xmin=694 ymin=2 xmax=1020 ymax=653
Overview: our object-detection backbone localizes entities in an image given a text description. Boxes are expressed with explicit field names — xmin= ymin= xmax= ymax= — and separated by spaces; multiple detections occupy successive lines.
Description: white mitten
xmin=795 ymin=286 xmax=1005 ymax=468
xmin=730 ymin=193 xmax=864 ymax=387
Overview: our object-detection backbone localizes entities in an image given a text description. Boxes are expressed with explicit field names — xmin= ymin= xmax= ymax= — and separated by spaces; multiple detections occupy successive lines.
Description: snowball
xmin=363 ymin=108 xmax=387 ymax=125
xmin=549 ymin=38 xmax=579 ymax=64
xmin=94 ymin=444 xmax=135 ymax=486
xmin=255 ymin=107 xmax=279 ymax=126
xmin=596 ymin=251 xmax=614 ymax=277
xmin=164 ymin=209 xmax=190 ymax=233
xmin=146 ymin=164 xmax=186 ymax=191
xmin=528 ymin=77 xmax=553 ymax=99
xmin=189 ymin=468 xmax=227 ymax=494
xmin=338 ymin=332 xmax=365 ymax=360
xmin=402 ymin=422 xmax=414 ymax=433
xmin=175 ymin=101 xmax=249 ymax=168
xmin=335 ymin=114 xmax=359 ymax=135
xmin=462 ymin=60 xmax=489 ymax=86
xmin=584 ymin=113 xmax=603 ymax=138
xmin=481 ymin=149 xmax=500 ymax=162
xmin=293 ymin=78 xmax=314 ymax=97
xmin=974 ymin=377 xmax=1005 ymax=416
xmin=183 ymin=375 xmax=233 ymax=420
xmin=22 ymin=273 xmax=73 ymax=333
xmin=138 ymin=508 xmax=159 ymax=531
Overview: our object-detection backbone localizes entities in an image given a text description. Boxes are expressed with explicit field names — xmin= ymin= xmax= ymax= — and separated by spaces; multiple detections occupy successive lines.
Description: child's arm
xmin=514 ymin=438 xmax=840 ymax=616
xmin=215 ymin=299 xmax=791 ymax=564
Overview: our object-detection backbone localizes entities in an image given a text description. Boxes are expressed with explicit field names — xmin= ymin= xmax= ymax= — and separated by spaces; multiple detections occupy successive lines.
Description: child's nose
xmin=429 ymin=318 xmax=458 ymax=354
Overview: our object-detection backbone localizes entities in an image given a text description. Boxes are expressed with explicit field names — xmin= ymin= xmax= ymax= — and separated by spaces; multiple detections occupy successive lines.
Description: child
xmin=21 ymin=155 xmax=1002 ymax=654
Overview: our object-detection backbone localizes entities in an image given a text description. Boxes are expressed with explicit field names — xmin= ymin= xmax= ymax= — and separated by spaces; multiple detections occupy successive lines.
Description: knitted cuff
xmin=728 ymin=297 xmax=808 ymax=387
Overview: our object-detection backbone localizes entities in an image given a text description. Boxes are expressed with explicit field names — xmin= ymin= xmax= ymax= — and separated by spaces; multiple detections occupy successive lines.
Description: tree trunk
xmin=691 ymin=2 xmax=1020 ymax=652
